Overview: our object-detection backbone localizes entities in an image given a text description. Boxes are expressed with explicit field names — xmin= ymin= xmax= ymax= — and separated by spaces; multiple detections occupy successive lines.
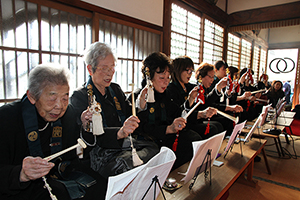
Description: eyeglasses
xmin=184 ymin=69 xmax=194 ymax=74
xmin=206 ymin=74 xmax=214 ymax=79
xmin=96 ymin=65 xmax=115 ymax=74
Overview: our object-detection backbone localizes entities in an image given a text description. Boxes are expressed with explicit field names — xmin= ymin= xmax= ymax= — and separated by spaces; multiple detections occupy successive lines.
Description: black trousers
xmin=162 ymin=129 xmax=202 ymax=170
xmin=2 ymin=164 xmax=108 ymax=200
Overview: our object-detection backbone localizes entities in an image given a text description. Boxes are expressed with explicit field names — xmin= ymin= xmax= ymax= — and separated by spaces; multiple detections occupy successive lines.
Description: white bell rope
xmin=42 ymin=138 xmax=87 ymax=200
xmin=129 ymin=83 xmax=144 ymax=167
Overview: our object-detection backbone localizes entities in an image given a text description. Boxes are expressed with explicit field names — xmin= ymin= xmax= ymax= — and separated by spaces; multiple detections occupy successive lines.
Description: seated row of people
xmin=0 ymin=41 xmax=278 ymax=199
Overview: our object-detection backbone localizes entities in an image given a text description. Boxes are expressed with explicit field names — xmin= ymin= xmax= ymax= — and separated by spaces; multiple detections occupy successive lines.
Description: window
xmin=240 ymin=39 xmax=252 ymax=70
xmin=170 ymin=3 xmax=201 ymax=63
xmin=252 ymin=45 xmax=260 ymax=82
xmin=170 ymin=3 xmax=224 ymax=65
xmin=227 ymin=33 xmax=240 ymax=68
xmin=259 ymin=48 xmax=267 ymax=78
xmin=98 ymin=18 xmax=161 ymax=92
xmin=0 ymin=0 xmax=162 ymax=105
xmin=203 ymin=19 xmax=223 ymax=64
xmin=0 ymin=0 xmax=92 ymax=105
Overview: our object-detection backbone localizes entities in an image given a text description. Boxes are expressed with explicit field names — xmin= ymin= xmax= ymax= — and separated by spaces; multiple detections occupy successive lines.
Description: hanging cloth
xmin=85 ymin=77 xmax=126 ymax=127
xmin=22 ymin=96 xmax=62 ymax=157
xmin=147 ymin=101 xmax=167 ymax=124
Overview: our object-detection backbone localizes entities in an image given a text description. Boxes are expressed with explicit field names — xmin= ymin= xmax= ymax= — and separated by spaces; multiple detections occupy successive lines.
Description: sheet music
xmin=259 ymin=104 xmax=272 ymax=127
xmin=105 ymin=147 xmax=176 ymax=200
xmin=243 ymin=118 xmax=260 ymax=143
xmin=223 ymin=121 xmax=247 ymax=154
xmin=180 ymin=131 xmax=226 ymax=184
xmin=275 ymin=101 xmax=286 ymax=119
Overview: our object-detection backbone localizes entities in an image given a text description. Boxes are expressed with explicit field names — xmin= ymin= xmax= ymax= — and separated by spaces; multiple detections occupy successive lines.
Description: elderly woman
xmin=0 ymin=64 xmax=107 ymax=200
xmin=135 ymin=52 xmax=202 ymax=170
xmin=70 ymin=42 xmax=159 ymax=178
xmin=70 ymin=42 xmax=140 ymax=152
xmin=166 ymin=56 xmax=223 ymax=139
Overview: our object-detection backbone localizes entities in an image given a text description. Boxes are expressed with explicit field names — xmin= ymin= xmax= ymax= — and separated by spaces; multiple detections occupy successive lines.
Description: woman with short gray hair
xmin=70 ymin=42 xmax=143 ymax=174
xmin=28 ymin=63 xmax=70 ymax=100
xmin=83 ymin=42 xmax=116 ymax=73
xmin=0 ymin=63 xmax=108 ymax=199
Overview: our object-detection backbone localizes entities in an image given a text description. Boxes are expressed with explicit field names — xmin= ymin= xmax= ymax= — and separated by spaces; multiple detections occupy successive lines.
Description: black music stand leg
xmin=141 ymin=175 xmax=166 ymax=200
xmin=285 ymin=126 xmax=293 ymax=144
xmin=238 ymin=134 xmax=243 ymax=157
xmin=277 ymin=137 xmax=285 ymax=156
xmin=285 ymin=133 xmax=290 ymax=144
xmin=206 ymin=151 xmax=212 ymax=185
xmin=189 ymin=149 xmax=212 ymax=190
xmin=153 ymin=179 xmax=156 ymax=200
xmin=156 ymin=177 xmax=166 ymax=200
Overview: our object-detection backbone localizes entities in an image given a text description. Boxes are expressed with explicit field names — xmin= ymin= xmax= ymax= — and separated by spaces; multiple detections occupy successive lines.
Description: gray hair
xmin=83 ymin=42 xmax=116 ymax=73
xmin=28 ymin=63 xmax=70 ymax=100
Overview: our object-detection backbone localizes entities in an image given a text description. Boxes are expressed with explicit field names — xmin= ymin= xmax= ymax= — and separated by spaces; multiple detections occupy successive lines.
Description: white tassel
xmin=220 ymin=90 xmax=224 ymax=102
xmin=92 ymin=112 xmax=104 ymax=135
xmin=146 ymin=79 xmax=155 ymax=103
xmin=226 ymin=98 xmax=229 ymax=106
xmin=132 ymin=147 xmax=144 ymax=167
xmin=77 ymin=145 xmax=84 ymax=159
xmin=129 ymin=83 xmax=144 ymax=167
xmin=89 ymin=95 xmax=104 ymax=136
xmin=181 ymin=109 xmax=188 ymax=118
xmin=129 ymin=134 xmax=144 ymax=167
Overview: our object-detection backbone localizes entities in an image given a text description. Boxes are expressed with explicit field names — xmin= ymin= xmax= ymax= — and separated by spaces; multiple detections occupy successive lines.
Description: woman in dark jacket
xmin=193 ymin=63 xmax=243 ymax=136
xmin=0 ymin=64 xmax=107 ymax=200
xmin=135 ymin=52 xmax=202 ymax=170
xmin=70 ymin=42 xmax=140 ymax=159
xmin=167 ymin=56 xmax=223 ymax=139
xmin=267 ymin=80 xmax=285 ymax=108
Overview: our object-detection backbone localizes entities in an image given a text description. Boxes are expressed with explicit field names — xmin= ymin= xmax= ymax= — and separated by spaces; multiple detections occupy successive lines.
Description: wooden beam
xmin=92 ymin=12 xmax=99 ymax=42
xmin=228 ymin=1 xmax=300 ymax=27
xmin=50 ymin=0 xmax=163 ymax=32
xmin=268 ymin=42 xmax=300 ymax=50
xmin=181 ymin=0 xmax=228 ymax=25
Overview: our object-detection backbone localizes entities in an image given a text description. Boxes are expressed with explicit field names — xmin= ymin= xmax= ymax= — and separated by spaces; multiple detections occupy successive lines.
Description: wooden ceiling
xmin=228 ymin=1 xmax=300 ymax=28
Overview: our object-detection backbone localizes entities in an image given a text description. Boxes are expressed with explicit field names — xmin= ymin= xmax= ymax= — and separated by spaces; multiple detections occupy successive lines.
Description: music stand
xmin=105 ymin=147 xmax=176 ymax=200
xmin=264 ymin=101 xmax=286 ymax=135
xmin=180 ymin=131 xmax=225 ymax=186
xmin=141 ymin=175 xmax=166 ymax=200
xmin=243 ymin=117 xmax=261 ymax=144
xmin=223 ymin=121 xmax=247 ymax=158
xmin=242 ymin=104 xmax=271 ymax=143
xmin=189 ymin=149 xmax=212 ymax=190
xmin=276 ymin=97 xmax=285 ymax=110
xmin=259 ymin=104 xmax=272 ymax=128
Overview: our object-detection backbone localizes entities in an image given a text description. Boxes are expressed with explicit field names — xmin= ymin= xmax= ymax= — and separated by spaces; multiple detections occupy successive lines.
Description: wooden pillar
xmin=292 ymin=48 xmax=300 ymax=109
